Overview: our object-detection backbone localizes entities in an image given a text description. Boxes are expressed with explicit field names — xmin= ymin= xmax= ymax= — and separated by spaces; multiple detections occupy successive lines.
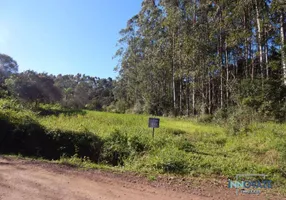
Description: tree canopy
xmin=114 ymin=0 xmax=286 ymax=120
xmin=0 ymin=0 xmax=285 ymax=121
xmin=0 ymin=54 xmax=18 ymax=84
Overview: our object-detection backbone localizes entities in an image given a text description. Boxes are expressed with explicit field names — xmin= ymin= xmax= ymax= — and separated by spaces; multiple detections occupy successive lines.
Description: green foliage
xmin=239 ymin=79 xmax=286 ymax=122
xmin=128 ymin=134 xmax=151 ymax=154
xmin=5 ymin=71 xmax=62 ymax=107
xmin=149 ymin=147 xmax=190 ymax=174
xmin=3 ymin=69 xmax=114 ymax=111
xmin=225 ymin=107 xmax=256 ymax=135
xmin=197 ymin=114 xmax=213 ymax=123
xmin=212 ymin=108 xmax=229 ymax=124
xmin=132 ymin=101 xmax=144 ymax=114
xmin=0 ymin=54 xmax=18 ymax=84
xmin=114 ymin=100 xmax=129 ymax=113
xmin=104 ymin=103 xmax=117 ymax=113
xmin=1 ymin=99 xmax=286 ymax=191
xmin=101 ymin=130 xmax=129 ymax=166
xmin=177 ymin=138 xmax=195 ymax=153
xmin=147 ymin=175 xmax=157 ymax=181
xmin=0 ymin=87 xmax=8 ymax=98
xmin=113 ymin=0 xmax=286 ymax=123
xmin=0 ymin=100 xmax=103 ymax=162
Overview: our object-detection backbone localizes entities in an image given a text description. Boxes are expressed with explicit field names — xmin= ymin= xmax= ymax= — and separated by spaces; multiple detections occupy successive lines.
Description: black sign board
xmin=148 ymin=118 xmax=160 ymax=128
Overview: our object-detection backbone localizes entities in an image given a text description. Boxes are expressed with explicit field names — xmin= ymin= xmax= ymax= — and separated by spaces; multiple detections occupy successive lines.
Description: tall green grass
xmin=1 ymin=99 xmax=286 ymax=191
xmin=38 ymin=107 xmax=286 ymax=174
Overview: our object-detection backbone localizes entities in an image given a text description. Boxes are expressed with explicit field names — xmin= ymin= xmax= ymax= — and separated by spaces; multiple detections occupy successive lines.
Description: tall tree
xmin=0 ymin=54 xmax=18 ymax=84
xmin=115 ymin=0 xmax=286 ymax=119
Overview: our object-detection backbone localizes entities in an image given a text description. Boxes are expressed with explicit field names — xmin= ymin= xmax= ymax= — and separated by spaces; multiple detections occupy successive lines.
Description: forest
xmin=115 ymin=0 xmax=286 ymax=120
xmin=1 ymin=1 xmax=286 ymax=122
xmin=0 ymin=0 xmax=285 ymax=127
xmin=0 ymin=54 xmax=114 ymax=111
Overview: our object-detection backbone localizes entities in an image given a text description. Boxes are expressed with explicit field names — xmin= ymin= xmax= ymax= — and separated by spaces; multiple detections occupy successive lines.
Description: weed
xmin=1 ymin=99 xmax=286 ymax=193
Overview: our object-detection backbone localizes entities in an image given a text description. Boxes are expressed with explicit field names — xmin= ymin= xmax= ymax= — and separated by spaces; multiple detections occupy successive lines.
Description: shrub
xmin=197 ymin=114 xmax=213 ymax=123
xmin=177 ymin=138 xmax=195 ymax=153
xmin=115 ymin=100 xmax=128 ymax=113
xmin=239 ymin=79 xmax=286 ymax=122
xmin=128 ymin=134 xmax=151 ymax=154
xmin=0 ymin=111 xmax=103 ymax=162
xmin=105 ymin=103 xmax=117 ymax=113
xmin=226 ymin=106 xmax=256 ymax=135
xmin=0 ymin=87 xmax=8 ymax=98
xmin=212 ymin=107 xmax=229 ymax=124
xmin=151 ymin=147 xmax=190 ymax=174
xmin=132 ymin=101 xmax=144 ymax=114
xmin=101 ymin=130 xmax=129 ymax=166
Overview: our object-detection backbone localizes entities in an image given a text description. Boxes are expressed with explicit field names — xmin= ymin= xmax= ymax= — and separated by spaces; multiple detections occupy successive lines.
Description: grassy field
xmin=1 ymin=99 xmax=286 ymax=192
xmin=38 ymin=110 xmax=285 ymax=173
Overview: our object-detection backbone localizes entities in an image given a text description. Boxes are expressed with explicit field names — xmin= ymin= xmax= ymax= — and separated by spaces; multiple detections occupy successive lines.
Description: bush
xmin=197 ymin=114 xmax=213 ymax=123
xmin=151 ymin=147 xmax=190 ymax=174
xmin=105 ymin=103 xmax=117 ymax=113
xmin=0 ymin=87 xmax=8 ymax=98
xmin=212 ymin=107 xmax=229 ymax=124
xmin=115 ymin=100 xmax=128 ymax=113
xmin=239 ymin=79 xmax=286 ymax=122
xmin=226 ymin=106 xmax=256 ymax=135
xmin=101 ymin=130 xmax=129 ymax=166
xmin=85 ymin=99 xmax=102 ymax=111
xmin=128 ymin=134 xmax=151 ymax=154
xmin=0 ymin=111 xmax=103 ymax=162
xmin=177 ymin=138 xmax=195 ymax=153
xmin=132 ymin=101 xmax=144 ymax=114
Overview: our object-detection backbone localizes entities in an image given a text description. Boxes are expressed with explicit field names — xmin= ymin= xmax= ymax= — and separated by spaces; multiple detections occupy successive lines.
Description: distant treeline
xmin=0 ymin=54 xmax=114 ymax=111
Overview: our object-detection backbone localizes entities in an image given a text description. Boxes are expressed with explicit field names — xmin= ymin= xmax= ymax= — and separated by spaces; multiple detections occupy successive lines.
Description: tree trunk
xmin=281 ymin=10 xmax=286 ymax=85
xmin=208 ymin=74 xmax=212 ymax=114
xmin=192 ymin=79 xmax=195 ymax=115
xmin=244 ymin=10 xmax=249 ymax=78
xmin=225 ymin=41 xmax=229 ymax=106
xmin=179 ymin=78 xmax=182 ymax=115
xmin=172 ymin=32 xmax=177 ymax=113
xmin=179 ymin=50 xmax=183 ymax=115
xmin=219 ymin=12 xmax=223 ymax=109
xmin=255 ymin=0 xmax=264 ymax=80
xmin=186 ymin=82 xmax=190 ymax=116
xmin=265 ymin=38 xmax=269 ymax=79
xmin=251 ymin=43 xmax=254 ymax=81
xmin=201 ymin=76 xmax=205 ymax=115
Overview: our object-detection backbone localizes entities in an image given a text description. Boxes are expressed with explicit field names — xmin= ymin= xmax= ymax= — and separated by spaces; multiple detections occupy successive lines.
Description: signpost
xmin=148 ymin=118 xmax=160 ymax=138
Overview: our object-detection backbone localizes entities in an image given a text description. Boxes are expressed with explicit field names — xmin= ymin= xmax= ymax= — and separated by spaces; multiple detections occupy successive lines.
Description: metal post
xmin=152 ymin=128 xmax=155 ymax=139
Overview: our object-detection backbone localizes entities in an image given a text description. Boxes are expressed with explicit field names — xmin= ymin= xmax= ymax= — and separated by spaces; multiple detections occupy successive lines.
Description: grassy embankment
xmin=0 ymin=98 xmax=286 ymax=192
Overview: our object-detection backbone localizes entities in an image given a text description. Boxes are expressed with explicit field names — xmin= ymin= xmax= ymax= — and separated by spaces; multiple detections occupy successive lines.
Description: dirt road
xmin=0 ymin=157 xmax=283 ymax=200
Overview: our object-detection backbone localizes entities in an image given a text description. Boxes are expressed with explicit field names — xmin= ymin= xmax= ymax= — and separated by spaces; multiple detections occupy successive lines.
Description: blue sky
xmin=0 ymin=0 xmax=141 ymax=78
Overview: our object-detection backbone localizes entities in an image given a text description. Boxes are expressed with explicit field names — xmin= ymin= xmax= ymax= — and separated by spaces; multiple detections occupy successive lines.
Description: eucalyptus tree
xmin=271 ymin=0 xmax=286 ymax=85
xmin=115 ymin=0 xmax=286 ymax=120
xmin=0 ymin=54 xmax=18 ymax=85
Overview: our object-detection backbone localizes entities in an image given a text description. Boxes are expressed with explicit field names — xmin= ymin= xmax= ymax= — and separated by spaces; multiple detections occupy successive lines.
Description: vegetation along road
xmin=1 ymin=0 xmax=286 ymax=199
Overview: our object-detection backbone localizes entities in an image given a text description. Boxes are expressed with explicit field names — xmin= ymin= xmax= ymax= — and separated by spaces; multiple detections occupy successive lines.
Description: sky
xmin=0 ymin=0 xmax=141 ymax=78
